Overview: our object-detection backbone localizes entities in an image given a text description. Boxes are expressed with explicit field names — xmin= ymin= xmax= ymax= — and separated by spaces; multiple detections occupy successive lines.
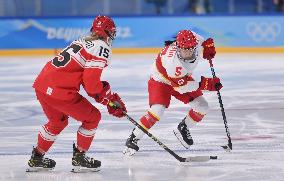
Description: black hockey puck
xmin=210 ymin=156 xmax=218 ymax=159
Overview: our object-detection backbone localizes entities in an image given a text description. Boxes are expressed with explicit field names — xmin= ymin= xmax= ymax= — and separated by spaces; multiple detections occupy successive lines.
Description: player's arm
xmin=170 ymin=76 xmax=200 ymax=94
xmin=80 ymin=40 xmax=111 ymax=96
xmin=171 ymin=75 xmax=223 ymax=93
xmin=82 ymin=63 xmax=127 ymax=118
xmin=82 ymin=44 xmax=127 ymax=118
xmin=81 ymin=48 xmax=111 ymax=103
xmin=83 ymin=68 xmax=104 ymax=96
xmin=81 ymin=44 xmax=108 ymax=97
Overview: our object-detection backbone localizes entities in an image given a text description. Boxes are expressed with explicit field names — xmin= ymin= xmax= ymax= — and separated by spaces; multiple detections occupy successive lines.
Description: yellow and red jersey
xmin=151 ymin=32 xmax=205 ymax=94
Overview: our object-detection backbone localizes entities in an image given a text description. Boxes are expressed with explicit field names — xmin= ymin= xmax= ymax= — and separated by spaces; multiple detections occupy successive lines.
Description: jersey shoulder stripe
xmin=74 ymin=38 xmax=110 ymax=69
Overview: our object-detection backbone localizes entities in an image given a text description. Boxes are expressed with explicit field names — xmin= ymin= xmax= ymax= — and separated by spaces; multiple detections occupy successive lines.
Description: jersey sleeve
xmin=79 ymin=39 xmax=112 ymax=96
xmin=172 ymin=79 xmax=200 ymax=94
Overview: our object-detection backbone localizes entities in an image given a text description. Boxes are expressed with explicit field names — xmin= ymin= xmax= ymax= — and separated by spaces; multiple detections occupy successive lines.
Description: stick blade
xmin=184 ymin=156 xmax=217 ymax=162
xmin=221 ymin=144 xmax=232 ymax=152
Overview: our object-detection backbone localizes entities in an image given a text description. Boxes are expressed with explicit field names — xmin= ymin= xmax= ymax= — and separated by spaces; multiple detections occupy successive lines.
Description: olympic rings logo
xmin=246 ymin=22 xmax=281 ymax=42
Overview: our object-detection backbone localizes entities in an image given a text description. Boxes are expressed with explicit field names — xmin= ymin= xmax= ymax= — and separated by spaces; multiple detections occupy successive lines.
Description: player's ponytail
xmin=164 ymin=40 xmax=175 ymax=46
xmin=164 ymin=36 xmax=177 ymax=46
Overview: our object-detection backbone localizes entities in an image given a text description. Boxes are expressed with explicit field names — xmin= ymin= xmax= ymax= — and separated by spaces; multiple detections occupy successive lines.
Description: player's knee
xmin=45 ymin=116 xmax=69 ymax=134
xmin=61 ymin=115 xmax=69 ymax=128
xmin=149 ymin=104 xmax=166 ymax=119
xmin=192 ymin=96 xmax=209 ymax=114
xmin=83 ymin=108 xmax=101 ymax=130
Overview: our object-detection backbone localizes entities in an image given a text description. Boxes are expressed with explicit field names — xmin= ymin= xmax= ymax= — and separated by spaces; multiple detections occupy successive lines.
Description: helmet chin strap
xmin=106 ymin=37 xmax=113 ymax=47
xmin=104 ymin=30 xmax=116 ymax=46
xmin=105 ymin=30 xmax=115 ymax=40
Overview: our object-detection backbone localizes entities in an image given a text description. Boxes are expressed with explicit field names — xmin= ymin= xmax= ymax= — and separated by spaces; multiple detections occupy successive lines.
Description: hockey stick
xmin=208 ymin=59 xmax=232 ymax=151
xmin=109 ymin=102 xmax=217 ymax=162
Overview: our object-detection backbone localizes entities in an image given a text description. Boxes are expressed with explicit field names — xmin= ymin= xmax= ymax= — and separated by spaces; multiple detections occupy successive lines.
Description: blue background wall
xmin=0 ymin=16 xmax=283 ymax=49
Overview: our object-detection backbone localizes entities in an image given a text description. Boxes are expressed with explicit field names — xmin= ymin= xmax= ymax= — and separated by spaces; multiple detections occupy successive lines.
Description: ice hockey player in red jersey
xmin=123 ymin=30 xmax=222 ymax=156
xmin=27 ymin=15 xmax=127 ymax=172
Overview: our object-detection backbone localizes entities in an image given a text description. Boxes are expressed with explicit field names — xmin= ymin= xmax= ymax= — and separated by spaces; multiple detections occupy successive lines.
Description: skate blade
xmin=71 ymin=166 xmax=100 ymax=173
xmin=173 ymin=129 xmax=190 ymax=149
xmin=122 ymin=147 xmax=136 ymax=156
xmin=26 ymin=167 xmax=54 ymax=172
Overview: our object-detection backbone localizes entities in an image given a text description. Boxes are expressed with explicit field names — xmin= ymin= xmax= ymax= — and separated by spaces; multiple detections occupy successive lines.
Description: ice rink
xmin=0 ymin=53 xmax=284 ymax=181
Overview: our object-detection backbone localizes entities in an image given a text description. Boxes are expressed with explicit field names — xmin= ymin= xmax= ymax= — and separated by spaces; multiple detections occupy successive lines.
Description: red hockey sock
xmin=77 ymin=126 xmax=96 ymax=151
xmin=37 ymin=136 xmax=54 ymax=153
xmin=140 ymin=111 xmax=159 ymax=129
xmin=188 ymin=109 xmax=205 ymax=122
xmin=36 ymin=119 xmax=68 ymax=153
xmin=37 ymin=125 xmax=58 ymax=153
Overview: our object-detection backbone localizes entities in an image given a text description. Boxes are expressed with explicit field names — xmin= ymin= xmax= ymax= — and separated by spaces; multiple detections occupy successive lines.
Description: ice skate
xmin=26 ymin=147 xmax=56 ymax=172
xmin=173 ymin=119 xmax=194 ymax=149
xmin=123 ymin=132 xmax=140 ymax=156
xmin=71 ymin=143 xmax=101 ymax=173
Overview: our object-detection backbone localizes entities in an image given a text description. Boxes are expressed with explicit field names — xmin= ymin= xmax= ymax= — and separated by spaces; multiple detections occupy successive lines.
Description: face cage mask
xmin=177 ymin=46 xmax=197 ymax=63
xmin=105 ymin=30 xmax=116 ymax=46
xmin=104 ymin=30 xmax=116 ymax=40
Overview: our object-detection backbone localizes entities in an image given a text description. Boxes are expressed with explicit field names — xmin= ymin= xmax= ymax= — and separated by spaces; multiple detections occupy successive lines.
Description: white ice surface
xmin=0 ymin=53 xmax=284 ymax=181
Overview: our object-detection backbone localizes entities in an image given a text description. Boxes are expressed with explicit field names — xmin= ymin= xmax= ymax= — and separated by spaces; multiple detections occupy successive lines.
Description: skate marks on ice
xmin=0 ymin=54 xmax=284 ymax=180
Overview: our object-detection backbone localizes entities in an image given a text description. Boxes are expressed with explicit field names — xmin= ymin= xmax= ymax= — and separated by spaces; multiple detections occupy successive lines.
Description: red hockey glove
xmin=94 ymin=81 xmax=112 ymax=105
xmin=94 ymin=81 xmax=127 ymax=118
xmin=199 ymin=76 xmax=223 ymax=91
xmin=107 ymin=93 xmax=127 ymax=118
xmin=202 ymin=38 xmax=216 ymax=60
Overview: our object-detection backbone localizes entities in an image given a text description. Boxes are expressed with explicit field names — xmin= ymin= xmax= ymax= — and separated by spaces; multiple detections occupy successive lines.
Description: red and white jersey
xmin=151 ymin=32 xmax=204 ymax=94
xmin=33 ymin=37 xmax=112 ymax=100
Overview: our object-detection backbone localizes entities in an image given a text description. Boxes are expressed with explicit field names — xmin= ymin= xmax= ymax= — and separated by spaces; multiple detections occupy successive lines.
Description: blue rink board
xmin=0 ymin=16 xmax=283 ymax=49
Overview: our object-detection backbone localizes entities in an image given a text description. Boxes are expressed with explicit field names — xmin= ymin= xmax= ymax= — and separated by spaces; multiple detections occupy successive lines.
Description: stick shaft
xmin=209 ymin=59 xmax=232 ymax=149
xmin=123 ymin=113 xmax=186 ymax=162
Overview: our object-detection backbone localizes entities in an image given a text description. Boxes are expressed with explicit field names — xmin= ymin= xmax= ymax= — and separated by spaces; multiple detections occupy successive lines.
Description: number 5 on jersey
xmin=52 ymin=44 xmax=82 ymax=68
xmin=175 ymin=67 xmax=182 ymax=76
